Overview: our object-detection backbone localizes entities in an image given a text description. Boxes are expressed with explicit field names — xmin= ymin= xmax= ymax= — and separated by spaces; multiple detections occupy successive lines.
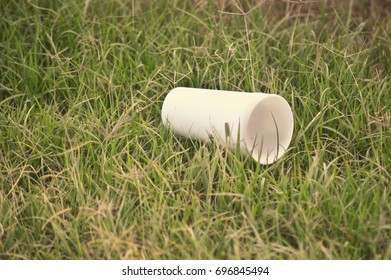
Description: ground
xmin=0 ymin=0 xmax=390 ymax=259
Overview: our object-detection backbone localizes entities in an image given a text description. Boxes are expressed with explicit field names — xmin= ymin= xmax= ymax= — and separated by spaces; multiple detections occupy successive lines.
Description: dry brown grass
xmin=196 ymin=0 xmax=391 ymax=25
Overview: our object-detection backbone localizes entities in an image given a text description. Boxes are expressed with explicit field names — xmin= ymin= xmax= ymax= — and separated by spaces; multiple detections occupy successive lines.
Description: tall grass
xmin=0 ymin=0 xmax=390 ymax=259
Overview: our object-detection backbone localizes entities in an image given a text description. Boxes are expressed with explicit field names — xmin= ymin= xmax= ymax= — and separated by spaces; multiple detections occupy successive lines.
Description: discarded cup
xmin=161 ymin=87 xmax=294 ymax=164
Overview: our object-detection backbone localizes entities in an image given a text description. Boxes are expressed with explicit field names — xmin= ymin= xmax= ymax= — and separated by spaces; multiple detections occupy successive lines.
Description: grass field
xmin=0 ymin=0 xmax=390 ymax=259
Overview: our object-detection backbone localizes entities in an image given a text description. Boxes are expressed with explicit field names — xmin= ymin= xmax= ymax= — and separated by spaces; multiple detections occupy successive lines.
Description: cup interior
xmin=245 ymin=95 xmax=294 ymax=164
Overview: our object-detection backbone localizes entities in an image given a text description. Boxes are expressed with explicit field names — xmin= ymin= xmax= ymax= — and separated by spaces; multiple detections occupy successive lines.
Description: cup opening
xmin=245 ymin=95 xmax=294 ymax=164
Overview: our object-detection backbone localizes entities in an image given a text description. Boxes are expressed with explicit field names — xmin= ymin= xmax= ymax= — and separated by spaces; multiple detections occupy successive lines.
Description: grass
xmin=0 ymin=0 xmax=390 ymax=259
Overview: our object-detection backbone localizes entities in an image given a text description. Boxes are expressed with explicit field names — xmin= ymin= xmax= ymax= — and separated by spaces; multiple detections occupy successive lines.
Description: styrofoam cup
xmin=161 ymin=87 xmax=294 ymax=164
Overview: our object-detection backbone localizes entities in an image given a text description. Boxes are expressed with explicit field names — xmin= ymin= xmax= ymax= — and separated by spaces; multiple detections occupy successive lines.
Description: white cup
xmin=161 ymin=87 xmax=294 ymax=164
